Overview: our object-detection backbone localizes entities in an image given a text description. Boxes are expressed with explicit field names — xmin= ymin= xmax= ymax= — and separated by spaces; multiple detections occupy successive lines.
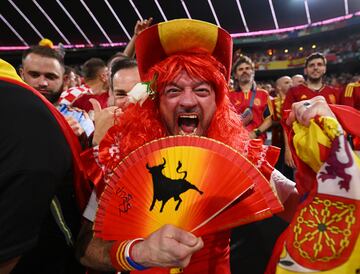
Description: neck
xmin=86 ymin=80 xmax=106 ymax=94
xmin=307 ymin=80 xmax=323 ymax=91
xmin=239 ymin=82 xmax=253 ymax=92
xmin=278 ymin=91 xmax=286 ymax=99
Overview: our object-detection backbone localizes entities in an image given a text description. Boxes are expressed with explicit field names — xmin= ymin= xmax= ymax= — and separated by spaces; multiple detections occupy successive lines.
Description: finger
xmin=286 ymin=110 xmax=296 ymax=126
xmin=169 ymin=227 xmax=199 ymax=247
xmin=89 ymin=98 xmax=102 ymax=114
xmin=114 ymin=107 xmax=123 ymax=116
xmin=65 ymin=115 xmax=76 ymax=124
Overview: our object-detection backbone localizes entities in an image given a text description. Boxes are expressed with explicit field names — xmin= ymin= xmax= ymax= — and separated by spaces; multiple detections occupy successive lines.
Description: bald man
xmin=291 ymin=74 xmax=305 ymax=87
xmin=271 ymin=76 xmax=294 ymax=179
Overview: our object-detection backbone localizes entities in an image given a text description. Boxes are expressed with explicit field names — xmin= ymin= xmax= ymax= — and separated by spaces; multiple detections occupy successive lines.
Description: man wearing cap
xmin=74 ymin=19 xmax=352 ymax=273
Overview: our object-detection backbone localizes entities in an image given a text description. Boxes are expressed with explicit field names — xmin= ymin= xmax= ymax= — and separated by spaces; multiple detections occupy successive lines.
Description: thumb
xmin=170 ymin=227 xmax=199 ymax=247
xmin=89 ymin=98 xmax=102 ymax=113
xmin=286 ymin=110 xmax=296 ymax=126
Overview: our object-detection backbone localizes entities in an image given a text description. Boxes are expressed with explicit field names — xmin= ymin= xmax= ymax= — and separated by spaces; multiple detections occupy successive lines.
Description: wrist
xmin=109 ymin=239 xmax=149 ymax=271
xmin=126 ymin=238 xmax=148 ymax=270
xmin=253 ymin=128 xmax=262 ymax=137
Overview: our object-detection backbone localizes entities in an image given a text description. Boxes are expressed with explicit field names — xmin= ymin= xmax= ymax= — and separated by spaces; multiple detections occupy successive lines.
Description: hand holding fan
xmin=95 ymin=136 xmax=281 ymax=241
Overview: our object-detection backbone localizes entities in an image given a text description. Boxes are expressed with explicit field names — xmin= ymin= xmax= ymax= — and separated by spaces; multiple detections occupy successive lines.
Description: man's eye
xmin=115 ymin=94 xmax=127 ymax=98
xmin=195 ymin=88 xmax=210 ymax=95
xmin=29 ymin=72 xmax=40 ymax=78
xmin=165 ymin=88 xmax=180 ymax=94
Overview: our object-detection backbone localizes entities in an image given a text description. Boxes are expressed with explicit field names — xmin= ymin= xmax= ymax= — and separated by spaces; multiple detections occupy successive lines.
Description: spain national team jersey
xmin=341 ymin=81 xmax=360 ymax=110
xmin=282 ymin=84 xmax=340 ymax=119
xmin=229 ymin=88 xmax=272 ymax=133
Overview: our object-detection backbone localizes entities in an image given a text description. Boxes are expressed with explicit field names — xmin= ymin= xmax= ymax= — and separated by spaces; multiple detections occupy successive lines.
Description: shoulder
xmin=255 ymin=88 xmax=270 ymax=97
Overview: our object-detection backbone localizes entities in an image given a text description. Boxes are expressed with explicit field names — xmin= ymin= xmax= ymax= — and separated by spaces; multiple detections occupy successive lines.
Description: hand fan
xmin=95 ymin=135 xmax=280 ymax=240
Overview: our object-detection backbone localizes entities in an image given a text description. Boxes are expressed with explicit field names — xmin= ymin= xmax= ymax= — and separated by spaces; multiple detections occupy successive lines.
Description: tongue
xmin=180 ymin=119 xmax=197 ymax=133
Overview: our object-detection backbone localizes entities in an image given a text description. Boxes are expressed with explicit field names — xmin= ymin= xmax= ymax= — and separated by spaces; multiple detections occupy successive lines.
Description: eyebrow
xmin=28 ymin=70 xmax=59 ymax=77
xmin=166 ymin=81 xmax=209 ymax=88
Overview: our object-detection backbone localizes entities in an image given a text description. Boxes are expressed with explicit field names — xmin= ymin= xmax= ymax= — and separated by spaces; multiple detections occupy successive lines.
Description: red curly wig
xmin=114 ymin=50 xmax=249 ymax=159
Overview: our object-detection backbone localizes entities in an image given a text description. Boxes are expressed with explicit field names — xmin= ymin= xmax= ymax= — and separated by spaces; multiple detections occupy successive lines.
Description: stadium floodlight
xmin=128 ymin=0 xmax=144 ymax=21
xmin=33 ymin=0 xmax=70 ymax=45
xmin=235 ymin=0 xmax=249 ymax=32
xmin=344 ymin=0 xmax=349 ymax=15
xmin=207 ymin=0 xmax=221 ymax=27
xmin=154 ymin=0 xmax=167 ymax=21
xmin=0 ymin=14 xmax=29 ymax=46
xmin=8 ymin=0 xmax=43 ymax=39
xmin=304 ymin=0 xmax=311 ymax=24
xmin=103 ymin=0 xmax=131 ymax=40
xmin=56 ymin=0 xmax=93 ymax=46
xmin=180 ymin=0 xmax=192 ymax=19
xmin=80 ymin=0 xmax=113 ymax=44
xmin=268 ymin=0 xmax=279 ymax=29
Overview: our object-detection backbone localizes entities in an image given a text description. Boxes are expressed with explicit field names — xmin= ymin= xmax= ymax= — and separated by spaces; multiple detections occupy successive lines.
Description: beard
xmin=43 ymin=92 xmax=62 ymax=104
xmin=237 ymin=73 xmax=254 ymax=85
xmin=38 ymin=83 xmax=63 ymax=104
xmin=307 ymin=74 xmax=323 ymax=84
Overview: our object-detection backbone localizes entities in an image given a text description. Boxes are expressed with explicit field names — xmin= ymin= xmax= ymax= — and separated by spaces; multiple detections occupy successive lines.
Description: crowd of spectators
xmin=234 ymin=33 xmax=360 ymax=71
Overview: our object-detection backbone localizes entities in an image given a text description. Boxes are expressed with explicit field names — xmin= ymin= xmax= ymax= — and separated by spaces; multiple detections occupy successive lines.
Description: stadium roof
xmin=1 ymin=0 xmax=360 ymax=50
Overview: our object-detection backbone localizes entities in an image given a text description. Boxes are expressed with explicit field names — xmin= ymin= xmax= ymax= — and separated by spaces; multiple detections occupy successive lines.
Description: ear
xmin=100 ymin=72 xmax=108 ymax=83
xmin=19 ymin=67 xmax=25 ymax=80
xmin=303 ymin=67 xmax=307 ymax=77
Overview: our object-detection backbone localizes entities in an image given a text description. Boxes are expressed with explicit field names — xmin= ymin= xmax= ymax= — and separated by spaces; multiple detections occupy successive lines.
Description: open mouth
xmin=178 ymin=114 xmax=199 ymax=135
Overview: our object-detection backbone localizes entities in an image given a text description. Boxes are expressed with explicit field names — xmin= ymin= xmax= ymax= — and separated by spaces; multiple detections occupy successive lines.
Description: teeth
xmin=179 ymin=128 xmax=197 ymax=136
xmin=179 ymin=114 xmax=197 ymax=119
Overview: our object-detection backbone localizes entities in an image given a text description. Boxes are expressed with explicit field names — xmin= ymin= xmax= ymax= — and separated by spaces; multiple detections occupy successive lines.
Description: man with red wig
xmin=74 ymin=19 xmax=350 ymax=274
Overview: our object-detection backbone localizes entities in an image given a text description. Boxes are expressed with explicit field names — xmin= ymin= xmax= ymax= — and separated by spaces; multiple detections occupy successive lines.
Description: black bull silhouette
xmin=146 ymin=158 xmax=203 ymax=212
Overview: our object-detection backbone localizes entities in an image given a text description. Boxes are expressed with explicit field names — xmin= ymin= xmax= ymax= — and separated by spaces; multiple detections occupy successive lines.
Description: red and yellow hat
xmin=135 ymin=19 xmax=233 ymax=81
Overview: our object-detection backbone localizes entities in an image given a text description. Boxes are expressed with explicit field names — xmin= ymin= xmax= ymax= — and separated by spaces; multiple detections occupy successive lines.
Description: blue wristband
xmin=125 ymin=255 xmax=148 ymax=270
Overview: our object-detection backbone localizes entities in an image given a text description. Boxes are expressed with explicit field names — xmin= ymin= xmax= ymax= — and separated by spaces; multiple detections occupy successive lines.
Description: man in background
xmin=229 ymin=55 xmax=273 ymax=141
xmin=291 ymin=74 xmax=305 ymax=87
xmin=0 ymin=57 xmax=89 ymax=273
xmin=271 ymin=76 xmax=294 ymax=179
xmin=282 ymin=52 xmax=340 ymax=195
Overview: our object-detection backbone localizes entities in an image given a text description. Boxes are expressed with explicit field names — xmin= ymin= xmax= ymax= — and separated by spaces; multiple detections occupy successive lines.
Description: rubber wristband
xmin=125 ymin=238 xmax=148 ymax=270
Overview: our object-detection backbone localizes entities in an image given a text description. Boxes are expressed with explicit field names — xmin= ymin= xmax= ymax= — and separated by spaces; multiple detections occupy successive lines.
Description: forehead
xmin=113 ymin=67 xmax=140 ymax=86
xmin=23 ymin=53 xmax=64 ymax=74
xmin=306 ymin=57 xmax=325 ymax=66
xmin=292 ymin=75 xmax=304 ymax=81
xmin=168 ymin=71 xmax=209 ymax=86
xmin=236 ymin=62 xmax=252 ymax=70
xmin=281 ymin=77 xmax=291 ymax=83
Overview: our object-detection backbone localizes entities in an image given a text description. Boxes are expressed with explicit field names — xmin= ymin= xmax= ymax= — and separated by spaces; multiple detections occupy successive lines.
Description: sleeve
xmin=0 ymin=83 xmax=72 ymax=262
xmin=83 ymin=190 xmax=98 ymax=222
xmin=281 ymin=88 xmax=295 ymax=122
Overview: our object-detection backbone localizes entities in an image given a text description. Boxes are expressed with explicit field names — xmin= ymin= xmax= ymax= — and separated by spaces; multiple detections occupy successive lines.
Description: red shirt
xmin=340 ymin=82 xmax=360 ymax=110
xmin=71 ymin=92 xmax=109 ymax=112
xmin=282 ymin=84 xmax=340 ymax=120
xmin=229 ymin=88 xmax=271 ymax=139
xmin=270 ymin=96 xmax=285 ymax=147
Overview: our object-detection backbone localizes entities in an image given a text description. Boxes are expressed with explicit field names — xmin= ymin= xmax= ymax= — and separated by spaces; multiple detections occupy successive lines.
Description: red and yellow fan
xmin=95 ymin=136 xmax=282 ymax=240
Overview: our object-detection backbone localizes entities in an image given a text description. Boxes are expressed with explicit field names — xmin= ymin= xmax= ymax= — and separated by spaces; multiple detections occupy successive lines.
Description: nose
xmin=38 ymin=76 xmax=49 ymax=88
xmin=179 ymin=88 xmax=197 ymax=109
